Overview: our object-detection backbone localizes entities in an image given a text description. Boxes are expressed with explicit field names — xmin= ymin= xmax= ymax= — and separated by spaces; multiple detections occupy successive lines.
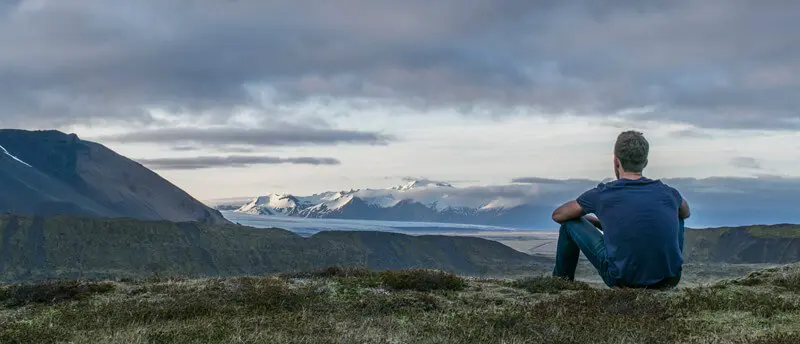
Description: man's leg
xmin=552 ymin=217 xmax=610 ymax=283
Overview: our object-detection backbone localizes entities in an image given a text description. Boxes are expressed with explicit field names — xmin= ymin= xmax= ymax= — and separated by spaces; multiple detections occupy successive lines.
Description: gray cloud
xmin=171 ymin=146 xmax=198 ymax=152
xmin=1 ymin=1 xmax=798 ymax=129
xmin=512 ymin=177 xmax=596 ymax=185
xmin=399 ymin=177 xmax=468 ymax=185
xmin=97 ymin=127 xmax=393 ymax=147
xmin=669 ymin=129 xmax=713 ymax=139
xmin=730 ymin=157 xmax=762 ymax=170
xmin=136 ymin=155 xmax=341 ymax=170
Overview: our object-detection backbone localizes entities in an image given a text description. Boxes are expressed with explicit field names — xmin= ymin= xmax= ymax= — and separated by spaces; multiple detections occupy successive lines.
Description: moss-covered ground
xmin=2 ymin=265 xmax=800 ymax=343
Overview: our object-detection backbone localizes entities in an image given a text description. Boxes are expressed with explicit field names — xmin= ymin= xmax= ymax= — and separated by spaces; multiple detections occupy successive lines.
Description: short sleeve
xmin=670 ymin=187 xmax=683 ymax=204
xmin=576 ymin=184 xmax=602 ymax=214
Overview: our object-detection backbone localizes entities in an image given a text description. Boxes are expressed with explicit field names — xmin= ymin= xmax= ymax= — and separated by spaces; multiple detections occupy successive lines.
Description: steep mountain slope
xmin=1 ymin=144 xmax=111 ymax=217
xmin=0 ymin=215 xmax=549 ymax=282
xmin=0 ymin=129 xmax=227 ymax=224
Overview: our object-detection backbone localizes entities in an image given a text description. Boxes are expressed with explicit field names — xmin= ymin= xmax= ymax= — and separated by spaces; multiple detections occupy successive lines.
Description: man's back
xmin=577 ymin=177 xmax=683 ymax=286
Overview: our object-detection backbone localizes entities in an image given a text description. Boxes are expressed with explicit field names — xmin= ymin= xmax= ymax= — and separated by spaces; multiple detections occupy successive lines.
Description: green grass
xmin=509 ymin=276 xmax=591 ymax=294
xmin=2 ymin=266 xmax=800 ymax=343
xmin=377 ymin=269 xmax=467 ymax=291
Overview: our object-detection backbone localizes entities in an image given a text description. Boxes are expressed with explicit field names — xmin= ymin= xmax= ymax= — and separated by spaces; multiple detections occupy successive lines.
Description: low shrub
xmin=281 ymin=266 xmax=372 ymax=279
xmin=0 ymin=280 xmax=116 ymax=308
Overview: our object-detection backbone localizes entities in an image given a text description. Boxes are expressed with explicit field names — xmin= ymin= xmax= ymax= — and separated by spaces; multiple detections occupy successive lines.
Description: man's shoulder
xmin=642 ymin=179 xmax=684 ymax=202
xmin=652 ymin=179 xmax=681 ymax=193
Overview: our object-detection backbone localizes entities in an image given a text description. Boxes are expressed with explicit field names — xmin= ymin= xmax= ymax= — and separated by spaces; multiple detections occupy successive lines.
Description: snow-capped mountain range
xmin=228 ymin=179 xmax=563 ymax=228
xmin=210 ymin=175 xmax=800 ymax=228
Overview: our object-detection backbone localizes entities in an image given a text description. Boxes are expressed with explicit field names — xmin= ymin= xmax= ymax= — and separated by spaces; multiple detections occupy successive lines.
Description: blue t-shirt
xmin=577 ymin=177 xmax=683 ymax=286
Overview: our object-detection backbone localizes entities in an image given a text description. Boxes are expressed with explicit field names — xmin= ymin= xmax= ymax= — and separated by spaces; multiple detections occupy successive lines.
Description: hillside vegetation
xmin=2 ymin=265 xmax=800 ymax=343
xmin=3 ymin=214 xmax=800 ymax=283
xmin=0 ymin=215 xmax=548 ymax=282
xmin=685 ymin=224 xmax=800 ymax=263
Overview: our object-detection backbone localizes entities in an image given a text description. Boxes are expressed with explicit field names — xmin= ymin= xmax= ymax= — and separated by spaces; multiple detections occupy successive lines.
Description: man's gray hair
xmin=614 ymin=131 xmax=649 ymax=173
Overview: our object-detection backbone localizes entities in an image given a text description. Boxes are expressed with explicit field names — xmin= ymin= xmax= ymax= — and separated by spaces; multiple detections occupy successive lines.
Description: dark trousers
xmin=552 ymin=217 xmax=684 ymax=289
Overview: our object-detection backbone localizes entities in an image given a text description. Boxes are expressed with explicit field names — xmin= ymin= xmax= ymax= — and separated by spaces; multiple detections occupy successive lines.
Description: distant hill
xmin=0 ymin=215 xmax=549 ymax=282
xmin=0 ymin=129 xmax=227 ymax=224
xmin=685 ymin=224 xmax=800 ymax=263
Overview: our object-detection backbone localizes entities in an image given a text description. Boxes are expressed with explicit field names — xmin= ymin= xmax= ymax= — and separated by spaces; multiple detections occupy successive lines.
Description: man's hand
xmin=679 ymin=199 xmax=691 ymax=219
xmin=551 ymin=200 xmax=585 ymax=224
xmin=584 ymin=214 xmax=602 ymax=229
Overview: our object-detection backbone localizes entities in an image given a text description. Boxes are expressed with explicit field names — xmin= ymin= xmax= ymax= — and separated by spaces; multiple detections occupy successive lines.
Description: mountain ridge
xmin=0 ymin=129 xmax=228 ymax=224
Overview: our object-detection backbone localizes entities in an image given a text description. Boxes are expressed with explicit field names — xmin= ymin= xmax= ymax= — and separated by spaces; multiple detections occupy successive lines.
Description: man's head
xmin=613 ymin=131 xmax=649 ymax=179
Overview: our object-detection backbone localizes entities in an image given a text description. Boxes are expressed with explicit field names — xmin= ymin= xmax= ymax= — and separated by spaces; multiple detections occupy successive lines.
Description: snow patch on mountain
xmin=392 ymin=179 xmax=454 ymax=191
xmin=0 ymin=144 xmax=32 ymax=167
xmin=236 ymin=194 xmax=305 ymax=216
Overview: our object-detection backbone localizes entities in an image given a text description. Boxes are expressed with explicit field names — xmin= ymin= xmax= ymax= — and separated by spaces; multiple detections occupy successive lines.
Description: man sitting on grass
xmin=551 ymin=131 xmax=691 ymax=289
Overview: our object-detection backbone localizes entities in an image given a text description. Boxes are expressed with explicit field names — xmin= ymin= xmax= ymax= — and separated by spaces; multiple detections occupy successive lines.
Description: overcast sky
xmin=1 ymin=0 xmax=799 ymax=205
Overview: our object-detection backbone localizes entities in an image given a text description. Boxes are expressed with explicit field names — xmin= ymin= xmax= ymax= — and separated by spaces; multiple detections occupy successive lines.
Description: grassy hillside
xmin=0 ymin=215 xmax=549 ymax=282
xmin=685 ymin=224 xmax=800 ymax=263
xmin=2 ymin=265 xmax=800 ymax=343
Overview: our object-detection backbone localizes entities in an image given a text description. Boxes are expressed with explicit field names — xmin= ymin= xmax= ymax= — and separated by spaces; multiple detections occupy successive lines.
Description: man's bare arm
xmin=552 ymin=200 xmax=586 ymax=224
xmin=679 ymin=199 xmax=691 ymax=219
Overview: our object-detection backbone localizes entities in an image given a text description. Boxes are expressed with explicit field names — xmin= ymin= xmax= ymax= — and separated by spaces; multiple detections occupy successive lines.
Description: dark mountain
xmin=685 ymin=224 xmax=800 ymax=263
xmin=0 ymin=215 xmax=550 ymax=282
xmin=0 ymin=129 xmax=227 ymax=224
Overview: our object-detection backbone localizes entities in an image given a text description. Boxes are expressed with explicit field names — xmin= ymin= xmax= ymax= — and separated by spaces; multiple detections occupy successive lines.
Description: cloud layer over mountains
xmin=2 ymin=0 xmax=798 ymax=130
xmin=2 ymin=1 xmax=798 ymax=204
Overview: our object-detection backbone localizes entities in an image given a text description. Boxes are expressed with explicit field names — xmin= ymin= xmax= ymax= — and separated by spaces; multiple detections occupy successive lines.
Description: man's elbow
xmin=551 ymin=210 xmax=565 ymax=223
